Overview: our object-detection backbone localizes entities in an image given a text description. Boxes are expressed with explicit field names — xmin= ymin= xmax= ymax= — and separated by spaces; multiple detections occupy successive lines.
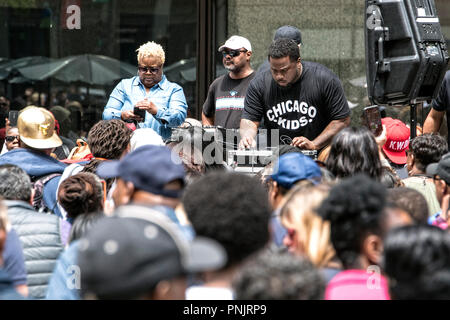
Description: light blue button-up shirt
xmin=103 ymin=75 xmax=188 ymax=140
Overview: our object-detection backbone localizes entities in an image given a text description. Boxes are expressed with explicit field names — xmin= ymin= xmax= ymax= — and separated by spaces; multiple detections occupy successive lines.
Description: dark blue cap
xmin=97 ymin=145 xmax=185 ymax=198
xmin=271 ymin=152 xmax=321 ymax=189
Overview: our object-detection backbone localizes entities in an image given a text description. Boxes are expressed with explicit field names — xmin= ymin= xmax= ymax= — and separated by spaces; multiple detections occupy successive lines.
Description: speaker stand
xmin=410 ymin=102 xmax=417 ymax=140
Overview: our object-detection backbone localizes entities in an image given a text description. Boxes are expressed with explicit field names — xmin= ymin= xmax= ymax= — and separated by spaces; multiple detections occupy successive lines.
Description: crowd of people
xmin=0 ymin=25 xmax=449 ymax=300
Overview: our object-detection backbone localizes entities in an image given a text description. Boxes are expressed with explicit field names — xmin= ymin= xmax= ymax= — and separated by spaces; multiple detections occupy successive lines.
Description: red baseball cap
xmin=381 ymin=117 xmax=410 ymax=165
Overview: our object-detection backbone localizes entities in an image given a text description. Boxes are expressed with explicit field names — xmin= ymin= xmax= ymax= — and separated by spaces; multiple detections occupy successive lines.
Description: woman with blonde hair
xmin=103 ymin=41 xmax=188 ymax=140
xmin=280 ymin=181 xmax=342 ymax=283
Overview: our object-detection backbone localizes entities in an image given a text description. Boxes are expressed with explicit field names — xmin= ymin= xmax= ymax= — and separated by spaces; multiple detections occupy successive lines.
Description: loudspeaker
xmin=365 ymin=0 xmax=449 ymax=105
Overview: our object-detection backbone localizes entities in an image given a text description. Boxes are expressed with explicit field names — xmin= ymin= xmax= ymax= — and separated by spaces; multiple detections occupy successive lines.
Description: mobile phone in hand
xmin=133 ymin=107 xmax=146 ymax=122
xmin=362 ymin=105 xmax=383 ymax=137
xmin=8 ymin=111 xmax=19 ymax=127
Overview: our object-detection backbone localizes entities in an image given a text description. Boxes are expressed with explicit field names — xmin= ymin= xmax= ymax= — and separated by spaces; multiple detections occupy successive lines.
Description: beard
xmin=224 ymin=60 xmax=242 ymax=73
xmin=276 ymin=81 xmax=293 ymax=90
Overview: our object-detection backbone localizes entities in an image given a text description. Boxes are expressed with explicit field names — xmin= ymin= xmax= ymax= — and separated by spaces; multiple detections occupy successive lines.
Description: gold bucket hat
xmin=18 ymin=106 xmax=62 ymax=149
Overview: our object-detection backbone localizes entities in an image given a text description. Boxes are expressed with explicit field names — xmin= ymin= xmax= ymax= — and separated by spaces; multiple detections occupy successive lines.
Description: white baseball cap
xmin=218 ymin=35 xmax=252 ymax=52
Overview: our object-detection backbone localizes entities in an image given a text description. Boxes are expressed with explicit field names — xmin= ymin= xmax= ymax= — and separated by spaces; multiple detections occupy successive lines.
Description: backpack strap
xmin=32 ymin=173 xmax=62 ymax=214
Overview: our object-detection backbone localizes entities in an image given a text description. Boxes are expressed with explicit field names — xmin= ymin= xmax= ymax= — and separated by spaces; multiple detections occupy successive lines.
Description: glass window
xmin=0 ymin=0 xmax=198 ymax=136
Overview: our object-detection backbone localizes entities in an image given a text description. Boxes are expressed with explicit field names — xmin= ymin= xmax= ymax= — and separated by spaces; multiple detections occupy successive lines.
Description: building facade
xmin=0 ymin=0 xmax=449 ymax=130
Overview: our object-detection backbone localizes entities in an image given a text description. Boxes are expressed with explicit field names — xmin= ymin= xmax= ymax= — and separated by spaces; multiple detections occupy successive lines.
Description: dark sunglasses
xmin=222 ymin=49 xmax=247 ymax=58
xmin=138 ymin=66 xmax=161 ymax=74
xmin=5 ymin=135 xmax=19 ymax=142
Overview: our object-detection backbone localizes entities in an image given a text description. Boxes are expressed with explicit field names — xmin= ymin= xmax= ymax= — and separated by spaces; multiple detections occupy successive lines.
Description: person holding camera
xmin=103 ymin=41 xmax=188 ymax=140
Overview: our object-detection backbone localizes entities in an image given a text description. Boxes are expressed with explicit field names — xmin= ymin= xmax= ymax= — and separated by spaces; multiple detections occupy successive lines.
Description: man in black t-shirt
xmin=202 ymin=35 xmax=255 ymax=129
xmin=423 ymin=70 xmax=450 ymax=146
xmin=240 ymin=38 xmax=351 ymax=150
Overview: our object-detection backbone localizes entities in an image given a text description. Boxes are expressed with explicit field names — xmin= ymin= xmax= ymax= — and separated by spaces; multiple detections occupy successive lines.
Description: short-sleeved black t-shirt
xmin=432 ymin=70 xmax=450 ymax=146
xmin=242 ymin=61 xmax=350 ymax=142
xmin=202 ymin=72 xmax=256 ymax=129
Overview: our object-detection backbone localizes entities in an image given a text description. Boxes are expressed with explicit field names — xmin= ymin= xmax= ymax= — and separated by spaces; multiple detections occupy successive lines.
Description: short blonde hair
xmin=136 ymin=41 xmax=165 ymax=65
xmin=280 ymin=182 xmax=337 ymax=268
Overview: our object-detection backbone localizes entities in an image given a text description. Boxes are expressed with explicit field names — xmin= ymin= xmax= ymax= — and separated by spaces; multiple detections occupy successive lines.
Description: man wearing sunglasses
xmin=2 ymin=127 xmax=20 ymax=154
xmin=240 ymin=38 xmax=351 ymax=151
xmin=103 ymin=41 xmax=188 ymax=140
xmin=202 ymin=35 xmax=255 ymax=130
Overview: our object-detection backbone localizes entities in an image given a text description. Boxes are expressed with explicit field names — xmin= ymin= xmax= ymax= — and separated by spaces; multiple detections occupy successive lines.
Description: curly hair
xmin=409 ymin=133 xmax=448 ymax=172
xmin=232 ymin=249 xmax=325 ymax=300
xmin=382 ymin=225 xmax=450 ymax=300
xmin=87 ymin=120 xmax=131 ymax=160
xmin=317 ymin=174 xmax=387 ymax=269
xmin=57 ymin=172 xmax=104 ymax=219
xmin=268 ymin=38 xmax=300 ymax=62
xmin=182 ymin=172 xmax=271 ymax=267
xmin=326 ymin=126 xmax=382 ymax=181
xmin=136 ymin=41 xmax=165 ymax=65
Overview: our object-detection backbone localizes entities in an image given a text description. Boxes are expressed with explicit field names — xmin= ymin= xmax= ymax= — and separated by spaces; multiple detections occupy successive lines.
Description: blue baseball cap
xmin=270 ymin=152 xmax=322 ymax=189
xmin=97 ymin=145 xmax=185 ymax=198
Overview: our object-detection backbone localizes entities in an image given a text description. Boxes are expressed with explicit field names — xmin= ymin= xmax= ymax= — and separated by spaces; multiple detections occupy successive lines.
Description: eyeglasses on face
xmin=138 ymin=66 xmax=161 ymax=74
xmin=221 ymin=49 xmax=247 ymax=58
xmin=5 ymin=135 xmax=19 ymax=142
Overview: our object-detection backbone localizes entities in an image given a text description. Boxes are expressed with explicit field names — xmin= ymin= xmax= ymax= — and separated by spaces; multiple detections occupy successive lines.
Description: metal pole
xmin=410 ymin=103 xmax=417 ymax=140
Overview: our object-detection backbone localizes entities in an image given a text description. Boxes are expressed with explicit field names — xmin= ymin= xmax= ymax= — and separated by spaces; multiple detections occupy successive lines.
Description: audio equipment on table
xmin=170 ymin=126 xmax=318 ymax=175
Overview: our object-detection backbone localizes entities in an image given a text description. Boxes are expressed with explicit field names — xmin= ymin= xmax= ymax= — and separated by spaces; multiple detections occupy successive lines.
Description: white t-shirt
xmin=185 ymin=286 xmax=234 ymax=300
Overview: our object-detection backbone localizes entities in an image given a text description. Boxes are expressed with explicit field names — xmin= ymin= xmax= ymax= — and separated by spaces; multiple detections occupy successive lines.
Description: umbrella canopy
xmin=0 ymin=56 xmax=52 ymax=80
xmin=17 ymin=54 xmax=137 ymax=86
xmin=165 ymin=57 xmax=227 ymax=83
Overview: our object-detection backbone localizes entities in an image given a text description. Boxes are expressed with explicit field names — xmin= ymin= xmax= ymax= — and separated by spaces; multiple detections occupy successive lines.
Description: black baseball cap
xmin=274 ymin=25 xmax=302 ymax=45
